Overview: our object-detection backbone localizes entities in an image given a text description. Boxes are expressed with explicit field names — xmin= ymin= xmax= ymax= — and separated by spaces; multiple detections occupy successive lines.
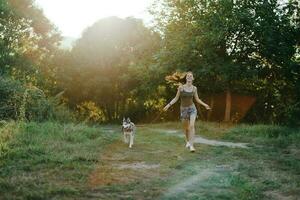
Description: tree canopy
xmin=55 ymin=17 xmax=162 ymax=121
xmin=151 ymin=0 xmax=300 ymax=124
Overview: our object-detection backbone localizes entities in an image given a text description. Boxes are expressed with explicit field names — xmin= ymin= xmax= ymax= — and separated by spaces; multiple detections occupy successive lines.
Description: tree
xmin=0 ymin=0 xmax=61 ymax=90
xmin=0 ymin=0 xmax=63 ymax=121
xmin=56 ymin=17 xmax=161 ymax=122
xmin=151 ymin=0 xmax=300 ymax=124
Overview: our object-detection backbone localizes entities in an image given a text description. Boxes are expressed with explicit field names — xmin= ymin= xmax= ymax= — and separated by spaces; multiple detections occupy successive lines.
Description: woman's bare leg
xmin=188 ymin=114 xmax=197 ymax=149
xmin=182 ymin=119 xmax=189 ymax=144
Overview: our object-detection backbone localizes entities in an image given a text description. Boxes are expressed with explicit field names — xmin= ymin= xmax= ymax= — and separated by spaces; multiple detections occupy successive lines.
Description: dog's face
xmin=122 ymin=117 xmax=131 ymax=130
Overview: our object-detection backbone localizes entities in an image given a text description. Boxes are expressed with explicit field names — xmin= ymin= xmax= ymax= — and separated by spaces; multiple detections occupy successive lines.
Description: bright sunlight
xmin=35 ymin=0 xmax=152 ymax=37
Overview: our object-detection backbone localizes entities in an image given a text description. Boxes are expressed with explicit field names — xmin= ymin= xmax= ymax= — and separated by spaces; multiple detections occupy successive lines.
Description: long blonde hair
xmin=165 ymin=71 xmax=193 ymax=86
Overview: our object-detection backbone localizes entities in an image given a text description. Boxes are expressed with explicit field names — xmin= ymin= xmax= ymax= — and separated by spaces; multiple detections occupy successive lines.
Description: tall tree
xmin=151 ymin=0 xmax=300 ymax=124
xmin=0 ymin=0 xmax=62 ymax=120
xmin=56 ymin=17 xmax=161 ymax=121
xmin=0 ymin=0 xmax=61 ymax=90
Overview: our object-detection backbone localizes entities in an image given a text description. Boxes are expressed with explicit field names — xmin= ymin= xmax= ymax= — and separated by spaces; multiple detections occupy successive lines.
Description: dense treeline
xmin=150 ymin=0 xmax=300 ymax=124
xmin=0 ymin=0 xmax=299 ymax=125
xmin=0 ymin=0 xmax=72 ymax=122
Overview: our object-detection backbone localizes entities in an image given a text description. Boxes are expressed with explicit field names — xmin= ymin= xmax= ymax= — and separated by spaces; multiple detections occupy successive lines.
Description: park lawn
xmin=0 ymin=121 xmax=299 ymax=200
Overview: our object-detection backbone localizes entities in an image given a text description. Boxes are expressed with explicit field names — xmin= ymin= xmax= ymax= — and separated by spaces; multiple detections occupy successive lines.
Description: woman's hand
xmin=163 ymin=104 xmax=170 ymax=111
xmin=205 ymin=104 xmax=211 ymax=110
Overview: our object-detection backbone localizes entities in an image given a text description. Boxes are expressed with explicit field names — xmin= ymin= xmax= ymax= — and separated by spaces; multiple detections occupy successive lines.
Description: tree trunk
xmin=120 ymin=98 xmax=126 ymax=119
xmin=224 ymin=89 xmax=231 ymax=122
xmin=105 ymin=104 xmax=112 ymax=122
xmin=116 ymin=101 xmax=119 ymax=120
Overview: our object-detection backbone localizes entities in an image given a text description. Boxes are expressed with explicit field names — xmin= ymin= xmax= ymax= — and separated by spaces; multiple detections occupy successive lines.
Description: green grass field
xmin=0 ymin=121 xmax=299 ymax=200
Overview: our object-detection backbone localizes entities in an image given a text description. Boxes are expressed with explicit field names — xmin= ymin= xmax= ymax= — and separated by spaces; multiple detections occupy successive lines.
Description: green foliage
xmin=55 ymin=17 xmax=162 ymax=122
xmin=151 ymin=0 xmax=300 ymax=125
xmin=0 ymin=76 xmax=74 ymax=122
xmin=76 ymin=101 xmax=106 ymax=123
xmin=0 ymin=77 xmax=23 ymax=120
xmin=1 ymin=0 xmax=299 ymax=125
xmin=20 ymin=86 xmax=75 ymax=122
xmin=0 ymin=0 xmax=61 ymax=83
xmin=0 ymin=0 xmax=74 ymax=123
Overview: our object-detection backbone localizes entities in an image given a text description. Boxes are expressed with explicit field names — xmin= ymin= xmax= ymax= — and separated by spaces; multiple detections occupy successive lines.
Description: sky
xmin=35 ymin=0 xmax=153 ymax=38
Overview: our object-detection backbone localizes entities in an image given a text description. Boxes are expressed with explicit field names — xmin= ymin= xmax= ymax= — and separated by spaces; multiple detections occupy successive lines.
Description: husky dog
xmin=121 ymin=117 xmax=136 ymax=148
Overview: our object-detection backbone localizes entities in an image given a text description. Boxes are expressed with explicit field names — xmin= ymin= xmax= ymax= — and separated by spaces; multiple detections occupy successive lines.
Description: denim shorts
xmin=180 ymin=104 xmax=197 ymax=120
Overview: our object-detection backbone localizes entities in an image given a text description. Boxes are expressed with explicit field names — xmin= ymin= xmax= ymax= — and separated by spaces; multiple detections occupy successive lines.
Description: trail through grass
xmin=0 ymin=121 xmax=299 ymax=200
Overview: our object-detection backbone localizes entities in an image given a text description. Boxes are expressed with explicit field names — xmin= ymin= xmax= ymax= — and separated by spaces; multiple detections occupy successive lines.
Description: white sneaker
xmin=189 ymin=145 xmax=196 ymax=152
xmin=185 ymin=142 xmax=191 ymax=148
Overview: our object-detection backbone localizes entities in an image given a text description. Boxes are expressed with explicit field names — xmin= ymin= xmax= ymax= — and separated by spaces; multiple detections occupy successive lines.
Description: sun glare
xmin=36 ymin=0 xmax=152 ymax=37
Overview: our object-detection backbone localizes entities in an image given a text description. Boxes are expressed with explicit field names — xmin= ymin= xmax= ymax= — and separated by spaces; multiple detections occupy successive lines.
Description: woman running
xmin=163 ymin=71 xmax=211 ymax=152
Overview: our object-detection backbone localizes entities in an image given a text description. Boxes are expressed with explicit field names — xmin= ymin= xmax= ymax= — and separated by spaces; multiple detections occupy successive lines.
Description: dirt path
xmin=88 ymin=127 xmax=165 ymax=188
xmin=88 ymin=127 xmax=249 ymax=188
xmin=150 ymin=128 xmax=249 ymax=148
xmin=163 ymin=169 xmax=216 ymax=197
xmin=194 ymin=136 xmax=248 ymax=148
xmin=88 ymin=127 xmax=251 ymax=199
xmin=88 ymin=140 xmax=162 ymax=187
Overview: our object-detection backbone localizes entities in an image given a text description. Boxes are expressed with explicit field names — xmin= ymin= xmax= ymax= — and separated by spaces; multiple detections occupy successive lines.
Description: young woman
xmin=163 ymin=71 xmax=211 ymax=152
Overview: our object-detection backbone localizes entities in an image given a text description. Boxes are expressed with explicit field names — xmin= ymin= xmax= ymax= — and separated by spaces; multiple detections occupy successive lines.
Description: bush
xmin=0 ymin=77 xmax=75 ymax=122
xmin=0 ymin=77 xmax=23 ymax=120
xmin=20 ymin=88 xmax=75 ymax=122
xmin=282 ymin=102 xmax=300 ymax=127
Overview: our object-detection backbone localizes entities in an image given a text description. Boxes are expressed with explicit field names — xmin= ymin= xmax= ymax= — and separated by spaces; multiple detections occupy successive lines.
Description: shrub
xmin=0 ymin=77 xmax=75 ymax=122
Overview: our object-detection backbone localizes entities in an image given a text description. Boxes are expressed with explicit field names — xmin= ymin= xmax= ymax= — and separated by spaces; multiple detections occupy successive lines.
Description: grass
xmin=0 ymin=121 xmax=118 ymax=199
xmin=0 ymin=121 xmax=299 ymax=199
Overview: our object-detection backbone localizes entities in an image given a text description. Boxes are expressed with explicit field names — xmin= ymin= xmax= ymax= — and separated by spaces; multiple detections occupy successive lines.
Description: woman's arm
xmin=163 ymin=85 xmax=182 ymax=111
xmin=194 ymin=86 xmax=211 ymax=110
